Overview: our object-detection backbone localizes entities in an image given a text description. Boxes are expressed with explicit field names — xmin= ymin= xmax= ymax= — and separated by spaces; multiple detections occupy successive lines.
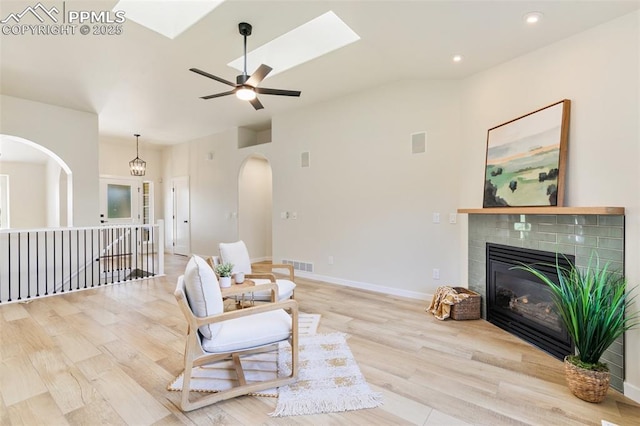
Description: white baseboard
xmin=294 ymin=270 xmax=431 ymax=301
xmin=624 ymin=381 xmax=640 ymax=403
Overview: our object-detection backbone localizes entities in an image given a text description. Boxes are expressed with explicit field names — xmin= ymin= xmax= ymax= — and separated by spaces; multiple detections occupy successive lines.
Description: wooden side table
xmin=220 ymin=279 xmax=255 ymax=309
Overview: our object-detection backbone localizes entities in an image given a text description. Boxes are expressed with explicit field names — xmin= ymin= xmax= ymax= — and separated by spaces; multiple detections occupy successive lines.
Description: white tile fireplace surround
xmin=462 ymin=210 xmax=625 ymax=392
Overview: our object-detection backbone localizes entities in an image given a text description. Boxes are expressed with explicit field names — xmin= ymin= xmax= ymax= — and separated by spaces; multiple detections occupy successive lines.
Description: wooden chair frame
xmin=174 ymin=278 xmax=299 ymax=411
xmin=251 ymin=263 xmax=296 ymax=299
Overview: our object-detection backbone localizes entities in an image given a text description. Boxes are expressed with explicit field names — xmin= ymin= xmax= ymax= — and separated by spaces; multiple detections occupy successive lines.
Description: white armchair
xmin=219 ymin=240 xmax=296 ymax=301
xmin=174 ymin=255 xmax=298 ymax=411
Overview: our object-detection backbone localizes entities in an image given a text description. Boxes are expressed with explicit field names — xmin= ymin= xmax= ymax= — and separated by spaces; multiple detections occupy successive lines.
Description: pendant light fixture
xmin=129 ymin=133 xmax=146 ymax=176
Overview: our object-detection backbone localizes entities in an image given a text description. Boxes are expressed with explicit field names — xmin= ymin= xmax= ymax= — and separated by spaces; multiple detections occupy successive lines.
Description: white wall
xmin=58 ymin=172 xmax=68 ymax=227
xmin=458 ymin=11 xmax=640 ymax=399
xmin=0 ymin=95 xmax=98 ymax=226
xmin=271 ymin=80 xmax=462 ymax=297
xmin=239 ymin=156 xmax=273 ymax=261
xmin=0 ymin=162 xmax=46 ymax=229
xmin=45 ymin=159 xmax=62 ymax=227
xmin=189 ymin=130 xmax=241 ymax=255
xmin=161 ymin=128 xmax=278 ymax=258
xmin=163 ymin=129 xmax=234 ymax=256
xmin=99 ymin=137 xmax=163 ymax=179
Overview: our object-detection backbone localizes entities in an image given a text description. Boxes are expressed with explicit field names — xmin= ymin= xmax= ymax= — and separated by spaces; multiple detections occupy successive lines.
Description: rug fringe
xmin=269 ymin=392 xmax=383 ymax=417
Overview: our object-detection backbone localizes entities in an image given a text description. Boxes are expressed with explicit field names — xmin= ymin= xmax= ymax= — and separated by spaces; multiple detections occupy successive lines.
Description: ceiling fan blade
xmin=189 ymin=68 xmax=236 ymax=87
xmin=249 ymin=97 xmax=264 ymax=110
xmin=255 ymin=87 xmax=301 ymax=97
xmin=246 ymin=64 xmax=272 ymax=87
xmin=201 ymin=90 xmax=237 ymax=100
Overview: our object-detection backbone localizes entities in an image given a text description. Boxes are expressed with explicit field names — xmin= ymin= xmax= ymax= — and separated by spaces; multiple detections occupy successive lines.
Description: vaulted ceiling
xmin=1 ymin=0 xmax=638 ymax=145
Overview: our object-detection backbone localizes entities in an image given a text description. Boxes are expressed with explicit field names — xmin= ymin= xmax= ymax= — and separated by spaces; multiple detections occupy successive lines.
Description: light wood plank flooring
xmin=1 ymin=254 xmax=639 ymax=425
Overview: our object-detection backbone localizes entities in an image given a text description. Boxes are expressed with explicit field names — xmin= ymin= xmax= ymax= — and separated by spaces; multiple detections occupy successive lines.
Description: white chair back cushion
xmin=219 ymin=240 xmax=252 ymax=275
xmin=183 ymin=255 xmax=224 ymax=339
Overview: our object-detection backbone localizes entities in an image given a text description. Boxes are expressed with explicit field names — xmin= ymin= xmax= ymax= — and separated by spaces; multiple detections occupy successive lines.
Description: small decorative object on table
xmin=234 ymin=271 xmax=245 ymax=284
xmin=214 ymin=262 xmax=234 ymax=288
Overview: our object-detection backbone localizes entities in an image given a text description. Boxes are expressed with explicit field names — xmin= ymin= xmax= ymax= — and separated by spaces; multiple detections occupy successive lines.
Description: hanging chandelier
xmin=129 ymin=133 xmax=146 ymax=176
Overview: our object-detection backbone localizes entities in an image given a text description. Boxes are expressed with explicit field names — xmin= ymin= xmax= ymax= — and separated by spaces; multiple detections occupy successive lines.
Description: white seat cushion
xmin=252 ymin=279 xmax=296 ymax=301
xmin=183 ymin=255 xmax=223 ymax=340
xmin=201 ymin=309 xmax=291 ymax=353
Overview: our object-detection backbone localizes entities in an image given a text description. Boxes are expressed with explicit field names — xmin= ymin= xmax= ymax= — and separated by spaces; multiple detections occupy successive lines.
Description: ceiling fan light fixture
xmin=236 ymin=86 xmax=256 ymax=101
xmin=190 ymin=21 xmax=300 ymax=110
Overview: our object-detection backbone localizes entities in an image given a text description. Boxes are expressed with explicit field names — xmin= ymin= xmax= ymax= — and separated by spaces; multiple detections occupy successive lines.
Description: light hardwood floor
xmin=1 ymin=254 xmax=639 ymax=425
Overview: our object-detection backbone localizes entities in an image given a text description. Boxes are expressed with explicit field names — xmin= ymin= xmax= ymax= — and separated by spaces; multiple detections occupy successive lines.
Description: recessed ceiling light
xmin=453 ymin=55 xmax=463 ymax=63
xmin=228 ymin=11 xmax=360 ymax=78
xmin=114 ymin=0 xmax=225 ymax=39
xmin=524 ymin=12 xmax=543 ymax=25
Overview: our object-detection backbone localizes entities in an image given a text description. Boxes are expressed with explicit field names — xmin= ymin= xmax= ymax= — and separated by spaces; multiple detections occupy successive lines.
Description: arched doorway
xmin=0 ymin=134 xmax=73 ymax=228
xmin=238 ymin=155 xmax=273 ymax=262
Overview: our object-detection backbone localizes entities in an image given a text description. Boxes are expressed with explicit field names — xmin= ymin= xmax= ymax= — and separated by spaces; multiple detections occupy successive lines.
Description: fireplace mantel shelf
xmin=457 ymin=206 xmax=624 ymax=215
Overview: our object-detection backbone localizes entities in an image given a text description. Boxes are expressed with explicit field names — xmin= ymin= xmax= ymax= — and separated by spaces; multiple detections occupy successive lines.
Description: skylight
xmin=114 ymin=0 xmax=225 ymax=39
xmin=228 ymin=11 xmax=360 ymax=77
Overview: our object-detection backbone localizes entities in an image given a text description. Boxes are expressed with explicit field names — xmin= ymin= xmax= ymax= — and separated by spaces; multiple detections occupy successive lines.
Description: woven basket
xmin=450 ymin=287 xmax=481 ymax=320
xmin=564 ymin=356 xmax=610 ymax=403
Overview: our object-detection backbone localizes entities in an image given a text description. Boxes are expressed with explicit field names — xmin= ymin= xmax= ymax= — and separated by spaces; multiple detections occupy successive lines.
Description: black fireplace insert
xmin=486 ymin=243 xmax=574 ymax=360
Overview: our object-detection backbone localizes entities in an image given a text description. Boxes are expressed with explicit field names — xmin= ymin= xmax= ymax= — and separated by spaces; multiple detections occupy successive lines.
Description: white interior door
xmin=172 ymin=176 xmax=190 ymax=255
xmin=99 ymin=177 xmax=140 ymax=225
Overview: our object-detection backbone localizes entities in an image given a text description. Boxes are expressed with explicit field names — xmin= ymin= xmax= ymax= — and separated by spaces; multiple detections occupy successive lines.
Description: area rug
xmin=298 ymin=312 xmax=321 ymax=335
xmin=168 ymin=313 xmax=320 ymax=394
xmin=167 ymin=327 xmax=383 ymax=416
xmin=270 ymin=332 xmax=383 ymax=417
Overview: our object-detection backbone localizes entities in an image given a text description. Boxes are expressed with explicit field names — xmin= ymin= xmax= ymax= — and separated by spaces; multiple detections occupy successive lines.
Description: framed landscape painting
xmin=483 ymin=99 xmax=571 ymax=208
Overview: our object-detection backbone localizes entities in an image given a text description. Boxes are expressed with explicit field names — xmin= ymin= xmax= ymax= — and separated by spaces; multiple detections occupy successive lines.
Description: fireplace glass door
xmin=486 ymin=243 xmax=573 ymax=359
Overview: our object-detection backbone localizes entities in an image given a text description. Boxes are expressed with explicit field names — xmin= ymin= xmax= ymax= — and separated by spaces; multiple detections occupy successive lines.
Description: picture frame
xmin=483 ymin=99 xmax=571 ymax=208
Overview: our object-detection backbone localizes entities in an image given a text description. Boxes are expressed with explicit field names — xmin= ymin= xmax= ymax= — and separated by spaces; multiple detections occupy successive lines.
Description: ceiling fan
xmin=190 ymin=22 xmax=301 ymax=110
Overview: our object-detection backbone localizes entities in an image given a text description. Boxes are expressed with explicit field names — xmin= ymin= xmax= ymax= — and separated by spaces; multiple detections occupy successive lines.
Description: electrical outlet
xmin=449 ymin=213 xmax=457 ymax=224
xmin=291 ymin=212 xmax=298 ymax=219
xmin=433 ymin=212 xmax=440 ymax=223
xmin=433 ymin=268 xmax=440 ymax=279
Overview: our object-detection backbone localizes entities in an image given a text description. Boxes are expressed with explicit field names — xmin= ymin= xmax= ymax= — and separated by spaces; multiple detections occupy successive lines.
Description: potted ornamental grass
xmin=515 ymin=254 xmax=639 ymax=403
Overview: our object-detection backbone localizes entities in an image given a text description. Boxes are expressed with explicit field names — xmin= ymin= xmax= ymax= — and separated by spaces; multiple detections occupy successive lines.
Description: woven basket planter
xmin=564 ymin=356 xmax=610 ymax=403
xmin=450 ymin=287 xmax=481 ymax=320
